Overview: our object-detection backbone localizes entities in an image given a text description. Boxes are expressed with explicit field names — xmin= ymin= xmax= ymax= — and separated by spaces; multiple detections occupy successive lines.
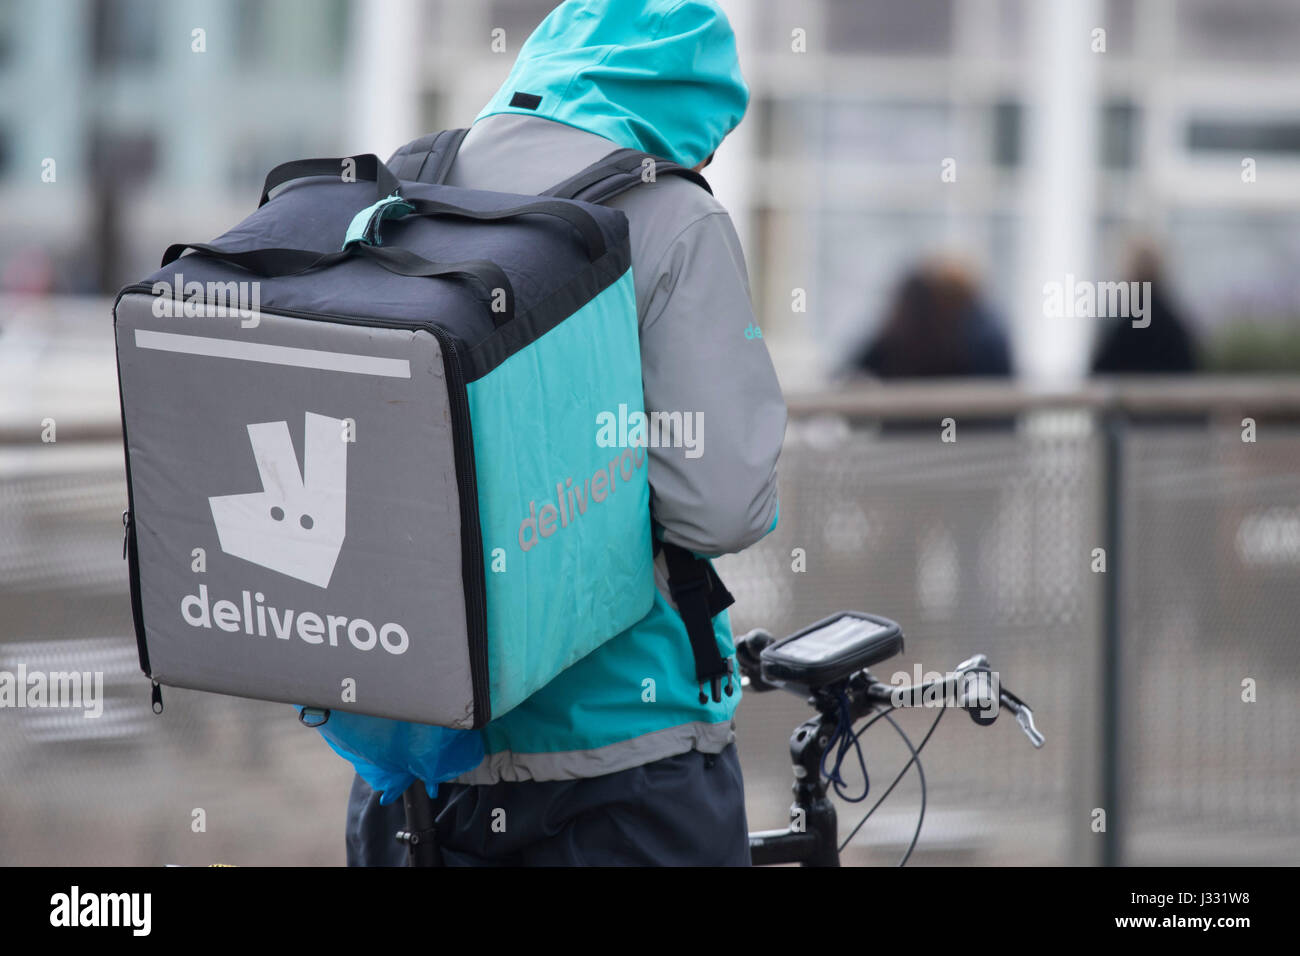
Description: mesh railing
xmin=1115 ymin=426 xmax=1300 ymax=862
xmin=2 ymin=381 xmax=1298 ymax=865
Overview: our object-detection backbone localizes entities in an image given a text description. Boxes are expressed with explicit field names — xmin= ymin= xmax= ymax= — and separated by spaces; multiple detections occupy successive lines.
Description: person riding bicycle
xmin=346 ymin=0 xmax=786 ymax=866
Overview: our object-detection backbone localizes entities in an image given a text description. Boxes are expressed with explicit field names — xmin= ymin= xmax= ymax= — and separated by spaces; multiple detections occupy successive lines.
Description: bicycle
xmin=396 ymin=610 xmax=1044 ymax=866
xmin=735 ymin=611 xmax=1044 ymax=866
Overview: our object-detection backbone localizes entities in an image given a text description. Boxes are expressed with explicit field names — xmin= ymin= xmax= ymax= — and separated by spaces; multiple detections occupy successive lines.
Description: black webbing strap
xmin=258 ymin=153 xmax=399 ymax=208
xmin=388 ymin=128 xmax=470 ymax=185
xmin=158 ymin=241 xmax=516 ymax=326
xmin=389 ymin=131 xmax=440 ymax=182
xmin=543 ymin=148 xmax=713 ymax=205
xmin=398 ymin=196 xmax=607 ymax=261
xmin=656 ymin=539 xmax=736 ymax=703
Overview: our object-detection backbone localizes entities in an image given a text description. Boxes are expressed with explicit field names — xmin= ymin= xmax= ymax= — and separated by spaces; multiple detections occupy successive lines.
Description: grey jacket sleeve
xmin=637 ymin=209 xmax=786 ymax=556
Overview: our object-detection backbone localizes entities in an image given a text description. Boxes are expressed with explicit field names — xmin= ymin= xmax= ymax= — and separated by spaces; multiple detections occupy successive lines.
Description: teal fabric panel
xmin=475 ymin=0 xmax=749 ymax=169
xmin=342 ymin=194 xmax=413 ymax=249
xmin=480 ymin=584 xmax=739 ymax=756
xmin=466 ymin=269 xmax=655 ymax=716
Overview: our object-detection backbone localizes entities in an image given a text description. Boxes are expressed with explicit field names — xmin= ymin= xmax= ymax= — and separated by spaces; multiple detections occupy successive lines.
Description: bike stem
xmin=748 ymin=706 xmax=843 ymax=866
xmin=747 ymin=661 xmax=1043 ymax=866
xmin=748 ymin=678 xmax=880 ymax=866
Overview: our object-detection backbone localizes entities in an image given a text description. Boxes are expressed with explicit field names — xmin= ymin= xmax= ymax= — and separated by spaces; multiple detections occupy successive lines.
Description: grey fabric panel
xmin=633 ymin=207 xmax=785 ymax=554
xmin=115 ymin=292 xmax=475 ymax=727
xmin=447 ymin=114 xmax=617 ymax=194
xmin=452 ymin=718 xmax=736 ymax=784
xmin=448 ymin=113 xmax=786 ymax=556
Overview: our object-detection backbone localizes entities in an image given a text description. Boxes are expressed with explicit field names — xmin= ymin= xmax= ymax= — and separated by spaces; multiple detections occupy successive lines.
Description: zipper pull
xmin=151 ymin=680 xmax=164 ymax=715
xmin=122 ymin=510 xmax=131 ymax=559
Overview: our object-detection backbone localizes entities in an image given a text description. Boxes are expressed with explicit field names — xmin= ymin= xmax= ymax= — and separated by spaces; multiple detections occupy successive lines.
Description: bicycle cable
xmin=820 ymin=691 xmax=871 ymax=802
xmin=835 ymin=704 xmax=946 ymax=865
xmin=880 ymin=710 xmax=927 ymax=867
xmin=433 ymin=784 xmax=473 ymax=824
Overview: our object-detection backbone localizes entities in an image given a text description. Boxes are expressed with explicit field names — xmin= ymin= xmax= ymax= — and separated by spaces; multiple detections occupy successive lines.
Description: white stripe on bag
xmin=134 ymin=329 xmax=411 ymax=379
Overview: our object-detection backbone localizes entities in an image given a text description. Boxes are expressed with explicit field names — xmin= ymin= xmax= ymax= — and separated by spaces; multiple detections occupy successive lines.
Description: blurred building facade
xmin=3 ymin=0 xmax=1300 ymax=383
xmin=0 ymin=0 xmax=351 ymax=293
xmin=2 ymin=0 xmax=1299 ymax=868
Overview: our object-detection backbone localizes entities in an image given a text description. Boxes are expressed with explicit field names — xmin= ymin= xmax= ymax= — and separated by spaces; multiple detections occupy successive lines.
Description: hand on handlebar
xmin=735 ymin=629 xmax=777 ymax=691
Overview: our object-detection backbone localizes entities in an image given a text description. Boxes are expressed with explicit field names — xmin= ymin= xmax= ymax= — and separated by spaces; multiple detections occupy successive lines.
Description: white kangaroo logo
xmin=209 ymin=412 xmax=348 ymax=588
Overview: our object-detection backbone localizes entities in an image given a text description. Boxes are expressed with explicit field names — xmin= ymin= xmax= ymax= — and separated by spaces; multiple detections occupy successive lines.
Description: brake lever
xmin=999 ymin=688 xmax=1045 ymax=749
xmin=955 ymin=653 xmax=989 ymax=673
xmin=1015 ymin=705 xmax=1045 ymax=749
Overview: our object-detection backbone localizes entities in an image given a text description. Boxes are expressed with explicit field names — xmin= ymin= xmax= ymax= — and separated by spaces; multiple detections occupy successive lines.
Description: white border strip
xmin=134 ymin=329 xmax=410 ymax=379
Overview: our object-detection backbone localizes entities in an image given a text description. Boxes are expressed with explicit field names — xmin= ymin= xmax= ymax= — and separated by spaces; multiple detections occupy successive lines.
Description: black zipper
xmin=114 ymin=307 xmax=153 ymax=689
xmin=421 ymin=323 xmax=491 ymax=728
xmin=115 ymin=285 xmax=493 ymax=728
xmin=121 ymin=506 xmax=149 ymax=675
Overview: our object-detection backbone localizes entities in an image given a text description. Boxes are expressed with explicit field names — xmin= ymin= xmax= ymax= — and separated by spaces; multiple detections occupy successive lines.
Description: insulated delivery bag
xmin=114 ymin=132 xmax=708 ymax=778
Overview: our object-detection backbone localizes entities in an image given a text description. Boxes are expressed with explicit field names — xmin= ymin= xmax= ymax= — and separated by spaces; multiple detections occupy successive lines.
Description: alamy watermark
xmin=595 ymin=403 xmax=703 ymax=459
xmin=0 ymin=666 xmax=104 ymax=718
xmin=888 ymin=663 xmax=1000 ymax=718
xmin=151 ymin=273 xmax=264 ymax=328
xmin=50 ymin=886 xmax=150 ymax=936
xmin=1043 ymin=274 xmax=1152 ymax=328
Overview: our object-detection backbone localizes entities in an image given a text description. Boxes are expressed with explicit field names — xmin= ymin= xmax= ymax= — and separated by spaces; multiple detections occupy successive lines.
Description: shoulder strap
xmin=543 ymin=148 xmax=713 ymax=204
xmin=387 ymin=128 xmax=470 ymax=185
xmin=656 ymin=539 xmax=736 ymax=703
xmin=389 ymin=134 xmax=711 ymax=203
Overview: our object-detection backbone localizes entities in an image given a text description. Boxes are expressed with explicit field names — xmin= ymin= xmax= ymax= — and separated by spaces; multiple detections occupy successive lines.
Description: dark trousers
xmin=345 ymin=744 xmax=751 ymax=866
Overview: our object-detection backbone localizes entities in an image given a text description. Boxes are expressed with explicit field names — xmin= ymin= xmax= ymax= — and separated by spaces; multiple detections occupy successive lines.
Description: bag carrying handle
xmin=159 ymin=241 xmax=516 ymax=326
xmin=386 ymin=197 xmax=608 ymax=262
xmin=259 ymin=156 xmax=609 ymax=263
xmin=258 ymin=154 xmax=401 ymax=208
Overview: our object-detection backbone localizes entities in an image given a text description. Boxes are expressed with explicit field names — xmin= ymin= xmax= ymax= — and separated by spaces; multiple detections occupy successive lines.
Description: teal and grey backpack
xmin=114 ymin=129 xmax=722 ymax=748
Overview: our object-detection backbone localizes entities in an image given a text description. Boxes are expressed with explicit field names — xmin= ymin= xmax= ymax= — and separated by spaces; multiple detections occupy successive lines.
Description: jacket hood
xmin=475 ymin=0 xmax=749 ymax=168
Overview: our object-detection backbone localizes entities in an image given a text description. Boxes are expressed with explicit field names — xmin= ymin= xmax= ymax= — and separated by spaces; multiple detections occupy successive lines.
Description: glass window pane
xmin=825 ymin=0 xmax=954 ymax=55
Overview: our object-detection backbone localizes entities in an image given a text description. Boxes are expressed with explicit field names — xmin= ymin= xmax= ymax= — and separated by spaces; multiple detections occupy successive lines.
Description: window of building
xmin=1187 ymin=118 xmax=1300 ymax=155
xmin=1101 ymin=100 xmax=1139 ymax=169
xmin=91 ymin=0 xmax=158 ymax=69
xmin=825 ymin=0 xmax=954 ymax=55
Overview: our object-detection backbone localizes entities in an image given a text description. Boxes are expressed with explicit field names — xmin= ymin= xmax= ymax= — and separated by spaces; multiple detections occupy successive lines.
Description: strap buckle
xmin=698 ymin=657 xmax=736 ymax=705
xmin=659 ymin=541 xmax=737 ymax=703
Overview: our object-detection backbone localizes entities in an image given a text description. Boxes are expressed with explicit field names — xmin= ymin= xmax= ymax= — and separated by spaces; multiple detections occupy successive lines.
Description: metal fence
xmin=2 ymin=380 xmax=1298 ymax=865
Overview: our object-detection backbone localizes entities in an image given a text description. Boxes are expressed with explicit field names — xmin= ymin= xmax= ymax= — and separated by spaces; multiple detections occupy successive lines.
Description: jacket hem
xmin=455 ymin=718 xmax=737 ymax=784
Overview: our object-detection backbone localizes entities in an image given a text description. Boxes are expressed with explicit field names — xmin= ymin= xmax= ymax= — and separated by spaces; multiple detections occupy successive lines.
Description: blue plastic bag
xmin=297 ymin=707 xmax=485 ymax=805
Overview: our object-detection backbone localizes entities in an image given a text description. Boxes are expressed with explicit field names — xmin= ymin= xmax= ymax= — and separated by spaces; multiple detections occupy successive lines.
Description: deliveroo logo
xmin=209 ymin=412 xmax=348 ymax=588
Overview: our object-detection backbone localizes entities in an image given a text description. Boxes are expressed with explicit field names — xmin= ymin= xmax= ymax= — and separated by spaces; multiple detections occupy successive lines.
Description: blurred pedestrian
xmin=1091 ymin=242 xmax=1197 ymax=374
xmin=854 ymin=259 xmax=1012 ymax=379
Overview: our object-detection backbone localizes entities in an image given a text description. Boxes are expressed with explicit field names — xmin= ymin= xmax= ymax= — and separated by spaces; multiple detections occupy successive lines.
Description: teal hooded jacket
xmin=320 ymin=0 xmax=781 ymax=803
xmin=475 ymin=0 xmax=750 ymax=168
xmin=431 ymin=0 xmax=787 ymax=784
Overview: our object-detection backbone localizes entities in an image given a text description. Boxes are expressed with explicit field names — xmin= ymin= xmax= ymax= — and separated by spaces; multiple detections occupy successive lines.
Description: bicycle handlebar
xmin=735 ymin=630 xmax=1044 ymax=749
xmin=736 ymin=618 xmax=1045 ymax=866
xmin=859 ymin=668 xmax=1045 ymax=749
